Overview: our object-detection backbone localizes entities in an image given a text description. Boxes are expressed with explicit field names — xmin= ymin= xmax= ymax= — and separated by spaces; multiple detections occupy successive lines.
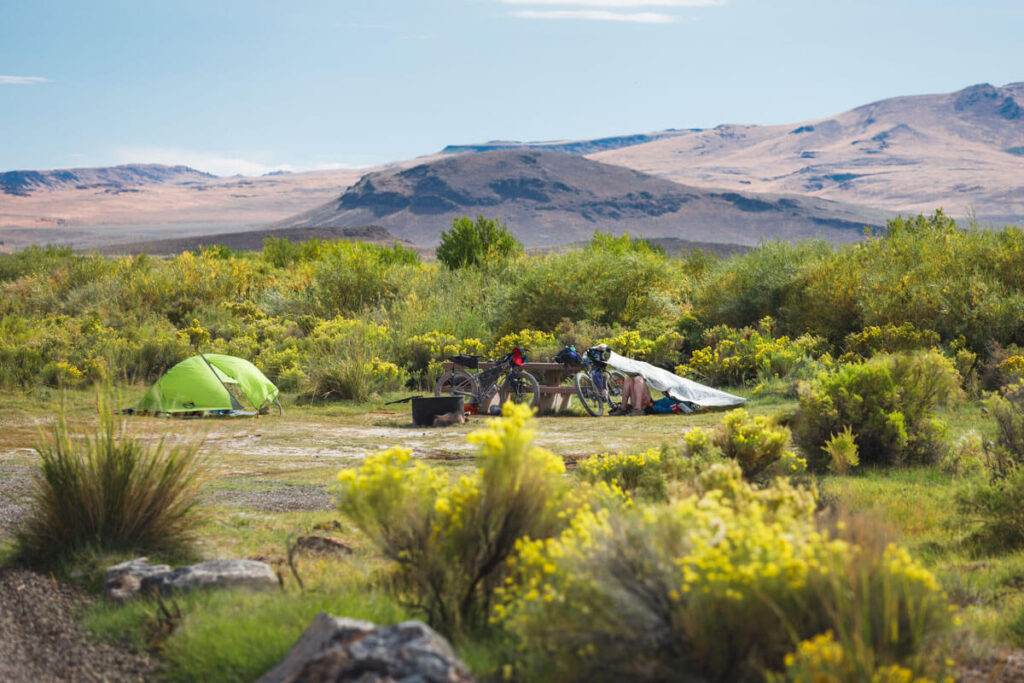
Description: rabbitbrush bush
xmin=494 ymin=462 xmax=952 ymax=682
xmin=713 ymin=408 xmax=796 ymax=480
xmin=16 ymin=403 xmax=207 ymax=566
xmin=335 ymin=402 xmax=569 ymax=638
xmin=795 ymin=350 xmax=962 ymax=470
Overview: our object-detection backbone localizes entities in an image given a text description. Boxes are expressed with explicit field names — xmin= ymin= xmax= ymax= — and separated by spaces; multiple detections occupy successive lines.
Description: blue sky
xmin=1 ymin=0 xmax=1021 ymax=175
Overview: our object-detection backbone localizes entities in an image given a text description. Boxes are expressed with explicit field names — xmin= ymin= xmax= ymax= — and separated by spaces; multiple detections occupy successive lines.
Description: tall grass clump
xmin=15 ymin=403 xmax=207 ymax=567
xmin=335 ymin=402 xmax=568 ymax=638
xmin=495 ymin=463 xmax=952 ymax=682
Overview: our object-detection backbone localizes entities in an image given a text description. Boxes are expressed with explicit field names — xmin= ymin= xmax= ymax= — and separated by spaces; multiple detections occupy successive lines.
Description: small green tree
xmin=436 ymin=215 xmax=522 ymax=269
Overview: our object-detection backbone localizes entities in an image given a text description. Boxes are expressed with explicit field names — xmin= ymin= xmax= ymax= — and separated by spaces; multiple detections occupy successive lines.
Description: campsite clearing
xmin=4 ymin=389 xmax=1024 ymax=681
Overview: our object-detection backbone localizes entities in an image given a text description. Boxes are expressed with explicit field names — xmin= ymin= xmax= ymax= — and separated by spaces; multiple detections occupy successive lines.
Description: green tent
xmin=130 ymin=354 xmax=280 ymax=415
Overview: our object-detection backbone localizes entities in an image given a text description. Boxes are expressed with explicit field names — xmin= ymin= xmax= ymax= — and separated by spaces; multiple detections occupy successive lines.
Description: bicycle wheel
xmin=574 ymin=371 xmax=604 ymax=417
xmin=603 ymin=369 xmax=627 ymax=410
xmin=435 ymin=370 xmax=477 ymax=401
xmin=499 ymin=370 xmax=540 ymax=409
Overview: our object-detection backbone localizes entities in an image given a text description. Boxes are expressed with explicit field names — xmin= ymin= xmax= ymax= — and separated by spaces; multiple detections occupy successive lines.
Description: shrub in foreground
xmin=713 ymin=408 xmax=795 ymax=479
xmin=495 ymin=463 xmax=951 ymax=682
xmin=795 ymin=350 xmax=961 ymax=470
xmin=16 ymin=405 xmax=206 ymax=566
xmin=335 ymin=402 xmax=567 ymax=638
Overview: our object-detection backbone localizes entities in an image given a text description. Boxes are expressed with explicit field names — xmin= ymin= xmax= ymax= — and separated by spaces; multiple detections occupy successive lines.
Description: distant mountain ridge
xmin=276 ymin=149 xmax=885 ymax=247
xmin=0 ymin=164 xmax=215 ymax=196
xmin=3 ymin=81 xmax=1023 ymax=251
xmin=591 ymin=82 xmax=1024 ymax=222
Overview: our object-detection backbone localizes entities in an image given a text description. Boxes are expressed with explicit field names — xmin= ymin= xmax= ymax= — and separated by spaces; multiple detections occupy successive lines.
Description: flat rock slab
xmin=258 ymin=613 xmax=475 ymax=683
xmin=105 ymin=557 xmax=278 ymax=600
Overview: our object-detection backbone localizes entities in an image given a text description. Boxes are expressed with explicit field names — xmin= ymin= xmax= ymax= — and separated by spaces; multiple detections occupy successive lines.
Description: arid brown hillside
xmin=591 ymin=82 xmax=1024 ymax=225
xmin=275 ymin=149 xmax=885 ymax=247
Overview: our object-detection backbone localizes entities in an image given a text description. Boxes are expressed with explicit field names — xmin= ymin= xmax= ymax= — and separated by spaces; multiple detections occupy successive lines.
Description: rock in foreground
xmin=258 ymin=613 xmax=475 ymax=683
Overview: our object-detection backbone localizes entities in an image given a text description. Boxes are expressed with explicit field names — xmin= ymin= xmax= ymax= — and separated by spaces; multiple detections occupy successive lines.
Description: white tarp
xmin=606 ymin=351 xmax=746 ymax=408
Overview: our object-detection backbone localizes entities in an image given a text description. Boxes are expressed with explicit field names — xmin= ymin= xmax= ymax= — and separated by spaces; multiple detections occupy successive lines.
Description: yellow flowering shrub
xmin=495 ymin=462 xmax=951 ymax=681
xmin=683 ymin=427 xmax=710 ymax=457
xmin=336 ymin=402 xmax=568 ymax=637
xmin=595 ymin=329 xmax=684 ymax=366
xmin=576 ymin=449 xmax=667 ymax=500
xmin=679 ymin=318 xmax=827 ymax=386
xmin=490 ymin=328 xmax=555 ymax=358
xmin=714 ymin=408 xmax=794 ymax=479
xmin=770 ymin=631 xmax=940 ymax=683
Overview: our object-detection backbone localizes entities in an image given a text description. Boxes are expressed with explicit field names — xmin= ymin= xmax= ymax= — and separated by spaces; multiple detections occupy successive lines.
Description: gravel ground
xmin=0 ymin=465 xmax=32 ymax=535
xmin=0 ymin=567 xmax=156 ymax=682
xmin=207 ymin=482 xmax=334 ymax=513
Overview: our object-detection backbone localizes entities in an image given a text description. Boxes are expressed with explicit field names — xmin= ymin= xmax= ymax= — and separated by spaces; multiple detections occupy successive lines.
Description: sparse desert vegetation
xmin=6 ymin=212 xmax=1024 ymax=680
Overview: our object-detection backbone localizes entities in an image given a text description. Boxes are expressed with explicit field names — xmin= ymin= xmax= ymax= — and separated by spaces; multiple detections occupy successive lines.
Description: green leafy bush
xmin=956 ymin=383 xmax=1024 ymax=553
xmin=957 ymin=464 xmax=1024 ymax=553
xmin=16 ymin=404 xmax=206 ymax=567
xmin=824 ymin=426 xmax=860 ymax=475
xmin=795 ymin=350 xmax=961 ymax=469
xmin=713 ymin=408 xmax=794 ymax=479
xmin=498 ymin=232 xmax=679 ymax=331
xmin=496 ymin=463 xmax=951 ymax=682
xmin=335 ymin=403 xmax=567 ymax=637
xmin=436 ymin=215 xmax=523 ymax=269
xmin=986 ymin=382 xmax=1024 ymax=473
xmin=691 ymin=240 xmax=831 ymax=331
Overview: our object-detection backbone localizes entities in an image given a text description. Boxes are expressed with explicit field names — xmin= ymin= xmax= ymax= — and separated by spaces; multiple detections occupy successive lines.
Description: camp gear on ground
xmin=411 ymin=396 xmax=464 ymax=426
xmin=127 ymin=354 xmax=279 ymax=416
xmin=605 ymin=351 xmax=745 ymax=408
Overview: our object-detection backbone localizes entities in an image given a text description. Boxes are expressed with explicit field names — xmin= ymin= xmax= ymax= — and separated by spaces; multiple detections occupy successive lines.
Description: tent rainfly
xmin=605 ymin=351 xmax=746 ymax=408
xmin=128 ymin=354 xmax=280 ymax=416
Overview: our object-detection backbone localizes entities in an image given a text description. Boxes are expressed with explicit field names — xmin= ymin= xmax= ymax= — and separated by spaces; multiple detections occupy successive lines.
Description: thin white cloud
xmin=0 ymin=75 xmax=52 ymax=85
xmin=513 ymin=9 xmax=676 ymax=22
xmin=504 ymin=0 xmax=722 ymax=5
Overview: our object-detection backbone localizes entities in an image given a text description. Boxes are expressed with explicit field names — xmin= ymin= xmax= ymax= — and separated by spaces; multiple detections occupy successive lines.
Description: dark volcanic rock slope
xmin=277 ymin=150 xmax=885 ymax=247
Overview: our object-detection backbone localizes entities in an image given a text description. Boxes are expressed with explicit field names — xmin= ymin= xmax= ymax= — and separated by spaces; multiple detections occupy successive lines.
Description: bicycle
xmin=435 ymin=352 xmax=541 ymax=411
xmin=573 ymin=350 xmax=627 ymax=417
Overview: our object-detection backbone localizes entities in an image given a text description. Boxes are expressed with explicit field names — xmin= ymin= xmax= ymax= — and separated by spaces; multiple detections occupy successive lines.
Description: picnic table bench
xmin=441 ymin=361 xmax=577 ymax=411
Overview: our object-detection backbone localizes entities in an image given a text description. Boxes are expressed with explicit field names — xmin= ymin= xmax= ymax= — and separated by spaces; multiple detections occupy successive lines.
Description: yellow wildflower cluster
xmin=683 ymin=428 xmax=710 ymax=457
xmin=495 ymin=461 xmax=949 ymax=679
xmin=336 ymin=401 xmax=568 ymax=636
xmin=490 ymin=329 xmax=555 ymax=357
xmin=998 ymin=355 xmax=1024 ymax=381
xmin=775 ymin=631 xmax=937 ymax=683
xmin=678 ymin=320 xmax=826 ymax=385
xmin=593 ymin=329 xmax=683 ymax=365
xmin=714 ymin=408 xmax=793 ymax=479
xmin=576 ymin=449 xmax=660 ymax=493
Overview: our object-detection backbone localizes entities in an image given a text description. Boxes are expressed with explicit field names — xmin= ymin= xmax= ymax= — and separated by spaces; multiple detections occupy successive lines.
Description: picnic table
xmin=441 ymin=361 xmax=577 ymax=412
